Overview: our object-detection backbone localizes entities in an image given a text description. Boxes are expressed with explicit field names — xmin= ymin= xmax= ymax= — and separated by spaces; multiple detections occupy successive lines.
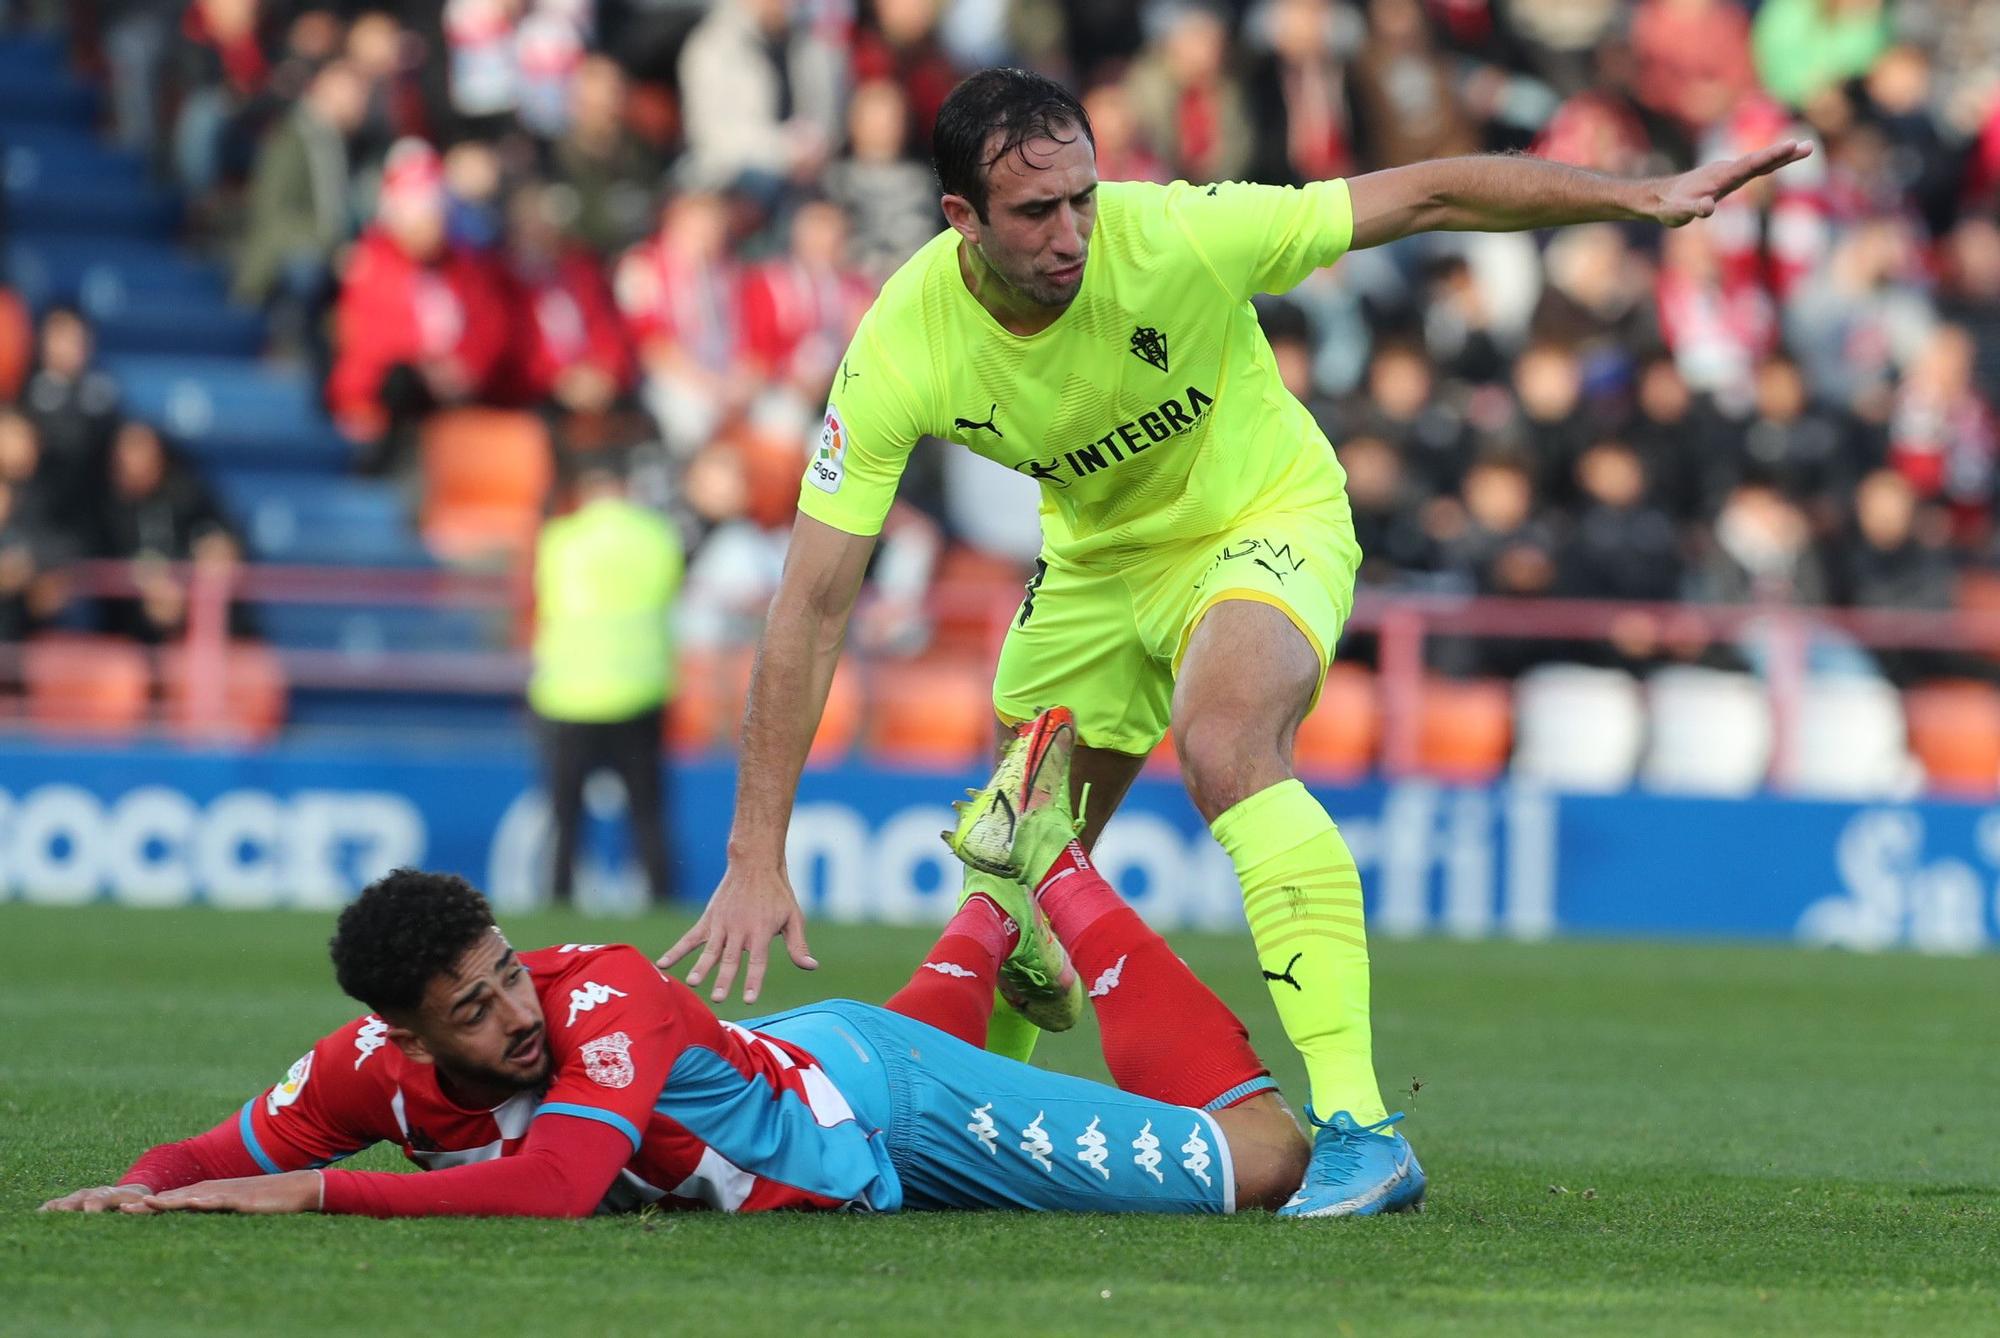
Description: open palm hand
xmin=1652 ymin=139 xmax=1813 ymax=227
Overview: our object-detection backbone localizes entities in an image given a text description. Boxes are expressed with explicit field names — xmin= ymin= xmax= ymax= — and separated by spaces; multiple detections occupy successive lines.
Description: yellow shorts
xmin=991 ymin=507 xmax=1362 ymax=755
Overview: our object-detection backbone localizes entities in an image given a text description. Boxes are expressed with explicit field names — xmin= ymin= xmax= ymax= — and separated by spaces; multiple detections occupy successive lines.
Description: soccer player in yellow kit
xmin=661 ymin=69 xmax=1809 ymax=1216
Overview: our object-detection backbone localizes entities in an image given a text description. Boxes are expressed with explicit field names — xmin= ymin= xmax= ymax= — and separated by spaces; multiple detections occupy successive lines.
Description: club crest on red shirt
xmin=581 ymin=1031 xmax=636 ymax=1089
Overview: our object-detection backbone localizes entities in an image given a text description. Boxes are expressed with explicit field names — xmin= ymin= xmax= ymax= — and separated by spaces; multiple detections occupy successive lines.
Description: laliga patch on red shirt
xmin=582 ymin=1031 xmax=636 ymax=1089
xmin=266 ymin=1052 xmax=314 ymax=1116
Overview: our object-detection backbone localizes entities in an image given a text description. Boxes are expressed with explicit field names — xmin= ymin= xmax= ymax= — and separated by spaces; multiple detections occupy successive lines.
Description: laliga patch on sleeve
xmin=581 ymin=1031 xmax=637 ymax=1089
xmin=807 ymin=405 xmax=847 ymax=494
xmin=266 ymin=1052 xmax=314 ymax=1116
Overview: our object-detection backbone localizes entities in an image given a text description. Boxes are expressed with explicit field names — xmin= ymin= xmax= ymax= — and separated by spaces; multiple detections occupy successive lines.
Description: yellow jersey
xmin=795 ymin=177 xmax=1356 ymax=568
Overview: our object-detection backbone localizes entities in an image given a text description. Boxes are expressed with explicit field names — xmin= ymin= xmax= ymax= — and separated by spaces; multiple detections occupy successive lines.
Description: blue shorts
xmin=749 ymin=1000 xmax=1238 ymax=1214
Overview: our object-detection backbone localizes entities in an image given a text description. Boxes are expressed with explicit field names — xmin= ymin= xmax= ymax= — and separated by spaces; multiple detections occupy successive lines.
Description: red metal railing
xmin=9 ymin=559 xmax=2000 ymax=791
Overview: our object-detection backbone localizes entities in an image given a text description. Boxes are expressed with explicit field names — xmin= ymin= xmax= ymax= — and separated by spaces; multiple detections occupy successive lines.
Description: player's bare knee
xmin=1175 ymin=716 xmax=1278 ymax=821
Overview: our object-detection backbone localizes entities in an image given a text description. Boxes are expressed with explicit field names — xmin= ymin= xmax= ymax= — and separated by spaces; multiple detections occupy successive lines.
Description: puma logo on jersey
xmin=953 ymin=403 xmax=1003 ymax=438
xmin=566 ymin=980 xmax=628 ymax=1025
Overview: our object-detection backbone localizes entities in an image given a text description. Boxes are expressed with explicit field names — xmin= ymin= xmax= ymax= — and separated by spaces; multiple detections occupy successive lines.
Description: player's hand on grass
xmin=1648 ymin=139 xmax=1813 ymax=227
xmin=127 ymin=1171 xmax=322 ymax=1216
xmin=39 ymin=1184 xmax=153 ymax=1213
xmin=657 ymin=863 xmax=818 ymax=1005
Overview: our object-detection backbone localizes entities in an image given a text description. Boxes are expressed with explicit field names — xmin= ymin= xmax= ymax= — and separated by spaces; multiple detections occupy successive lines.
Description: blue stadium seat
xmin=90 ymin=297 xmax=266 ymax=358
xmin=4 ymin=237 xmax=227 ymax=312
xmin=5 ymin=181 xmax=181 ymax=238
xmin=2 ymin=130 xmax=150 ymax=190
xmin=253 ymin=604 xmax=498 ymax=655
xmin=211 ymin=472 xmax=433 ymax=567
xmin=0 ymin=75 xmax=97 ymax=128
xmin=0 ymin=31 xmax=68 ymax=74
xmin=285 ymin=689 xmax=527 ymax=735
xmin=98 ymin=352 xmax=352 ymax=471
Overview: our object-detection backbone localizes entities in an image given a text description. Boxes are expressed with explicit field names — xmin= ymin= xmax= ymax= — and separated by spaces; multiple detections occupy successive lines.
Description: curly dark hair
xmin=932 ymin=68 xmax=1094 ymax=222
xmin=329 ymin=869 xmax=497 ymax=1014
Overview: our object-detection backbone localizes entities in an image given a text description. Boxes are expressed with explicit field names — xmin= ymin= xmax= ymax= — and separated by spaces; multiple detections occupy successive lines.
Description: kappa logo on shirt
xmin=565 ymin=980 xmax=629 ymax=1025
xmin=354 ymin=1017 xmax=390 ymax=1069
xmin=581 ymin=1030 xmax=637 ymax=1089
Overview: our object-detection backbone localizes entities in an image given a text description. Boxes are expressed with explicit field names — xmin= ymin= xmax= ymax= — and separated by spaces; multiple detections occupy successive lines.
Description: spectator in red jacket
xmin=737 ymin=198 xmax=873 ymax=436
xmin=849 ymin=0 xmax=961 ymax=151
xmin=500 ymin=181 xmax=635 ymax=419
xmin=1889 ymin=323 xmax=1998 ymax=546
xmin=327 ymin=139 xmax=512 ymax=470
xmin=614 ymin=191 xmax=749 ymax=456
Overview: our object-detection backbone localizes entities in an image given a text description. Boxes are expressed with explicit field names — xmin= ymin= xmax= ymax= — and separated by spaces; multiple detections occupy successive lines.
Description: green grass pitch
xmin=2 ymin=902 xmax=1995 ymax=1336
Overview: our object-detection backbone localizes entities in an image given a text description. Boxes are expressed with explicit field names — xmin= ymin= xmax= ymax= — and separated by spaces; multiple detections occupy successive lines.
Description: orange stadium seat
xmin=666 ymin=649 xmax=859 ymax=761
xmin=864 ymin=660 xmax=995 ymax=768
xmin=159 ymin=642 xmax=288 ymax=743
xmin=930 ymin=545 xmax=1030 ymax=663
xmin=667 ymin=646 xmax=753 ymax=753
xmin=23 ymin=635 xmax=152 ymax=736
xmin=1905 ymin=679 xmax=2000 ymax=797
xmin=0 ymin=288 xmax=30 ymax=403
xmin=1144 ymin=728 xmax=1180 ymax=778
xmin=1294 ymin=663 xmax=1380 ymax=780
xmin=1955 ymin=568 xmax=2000 ymax=657
xmin=420 ymin=409 xmax=553 ymax=563
xmin=806 ymin=658 xmax=864 ymax=766
xmin=730 ymin=428 xmax=810 ymax=530
xmin=1415 ymin=677 xmax=1513 ymax=783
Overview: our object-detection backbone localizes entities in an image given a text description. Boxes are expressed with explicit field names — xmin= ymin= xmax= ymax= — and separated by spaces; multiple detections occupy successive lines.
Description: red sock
xmin=1036 ymin=844 xmax=1272 ymax=1110
xmin=884 ymin=894 xmax=1017 ymax=1048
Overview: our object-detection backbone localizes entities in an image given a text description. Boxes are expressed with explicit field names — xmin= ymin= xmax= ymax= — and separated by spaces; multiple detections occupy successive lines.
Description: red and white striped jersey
xmin=238 ymin=943 xmax=899 ymax=1213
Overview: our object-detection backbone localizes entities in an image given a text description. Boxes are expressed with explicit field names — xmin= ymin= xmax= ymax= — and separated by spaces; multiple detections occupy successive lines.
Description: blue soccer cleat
xmin=1276 ymin=1109 xmax=1427 ymax=1218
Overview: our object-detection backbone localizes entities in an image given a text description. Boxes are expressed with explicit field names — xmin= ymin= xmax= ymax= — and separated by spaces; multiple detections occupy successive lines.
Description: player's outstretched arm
xmin=658 ymin=512 xmax=876 ymax=1003
xmin=1345 ymin=140 xmax=1813 ymax=250
xmin=132 ymin=1117 xmax=635 ymax=1219
xmin=39 ymin=1185 xmax=155 ymax=1212
xmin=40 ymin=1103 xmax=315 ymax=1212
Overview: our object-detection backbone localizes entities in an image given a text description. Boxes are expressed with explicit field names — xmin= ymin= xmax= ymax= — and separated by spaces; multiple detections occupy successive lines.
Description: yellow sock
xmin=1210 ymin=778 xmax=1387 ymax=1124
xmin=985 ymin=992 xmax=1041 ymax=1062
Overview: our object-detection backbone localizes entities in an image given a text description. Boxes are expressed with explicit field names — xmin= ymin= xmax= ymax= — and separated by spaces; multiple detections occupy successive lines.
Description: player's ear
xmin=941 ymin=193 xmax=982 ymax=242
xmin=387 ymin=1024 xmax=433 ymax=1066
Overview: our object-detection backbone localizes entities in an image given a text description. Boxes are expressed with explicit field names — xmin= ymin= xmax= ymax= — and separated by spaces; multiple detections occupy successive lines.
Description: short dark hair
xmin=932 ymin=68 xmax=1094 ymax=221
xmin=329 ymin=869 xmax=496 ymax=1014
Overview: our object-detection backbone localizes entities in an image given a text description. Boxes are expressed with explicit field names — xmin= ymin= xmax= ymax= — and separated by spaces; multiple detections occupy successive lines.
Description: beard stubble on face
xmin=980 ymin=239 xmax=1085 ymax=311
xmin=441 ymin=1024 xmax=553 ymax=1096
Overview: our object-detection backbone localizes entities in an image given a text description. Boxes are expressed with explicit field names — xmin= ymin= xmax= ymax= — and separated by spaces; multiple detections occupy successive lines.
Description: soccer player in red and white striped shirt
xmin=41 ymin=857 xmax=1308 ymax=1218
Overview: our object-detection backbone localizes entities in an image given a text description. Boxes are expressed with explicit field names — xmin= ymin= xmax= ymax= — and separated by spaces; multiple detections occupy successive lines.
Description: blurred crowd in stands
xmin=5 ymin=0 xmax=2000 ymax=694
